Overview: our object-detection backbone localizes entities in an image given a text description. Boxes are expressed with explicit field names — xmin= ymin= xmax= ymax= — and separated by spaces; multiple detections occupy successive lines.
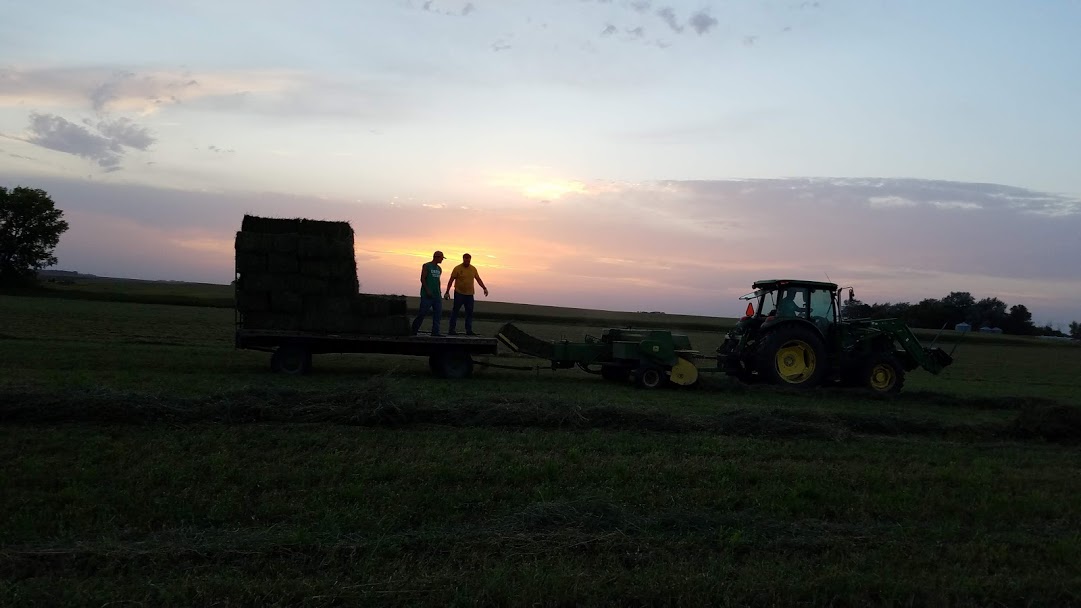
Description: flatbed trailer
xmin=235 ymin=328 xmax=500 ymax=378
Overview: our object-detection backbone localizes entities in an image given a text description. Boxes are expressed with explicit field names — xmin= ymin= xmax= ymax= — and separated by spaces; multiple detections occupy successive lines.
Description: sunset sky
xmin=2 ymin=1 xmax=1079 ymax=326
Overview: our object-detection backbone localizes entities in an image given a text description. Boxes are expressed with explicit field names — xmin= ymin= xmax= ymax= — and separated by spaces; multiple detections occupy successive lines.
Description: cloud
xmin=0 ymin=66 xmax=362 ymax=117
xmin=96 ymin=117 xmax=155 ymax=150
xmin=492 ymin=40 xmax=512 ymax=52
xmin=419 ymin=0 xmax=476 ymax=17
xmin=629 ymin=1 xmax=651 ymax=13
xmin=23 ymin=112 xmax=154 ymax=170
xmin=869 ymin=196 xmax=917 ymax=208
xmin=601 ymin=24 xmax=618 ymax=36
xmin=688 ymin=11 xmax=718 ymax=35
xmin=655 ymin=7 xmax=684 ymax=33
xmin=26 ymin=113 xmax=123 ymax=170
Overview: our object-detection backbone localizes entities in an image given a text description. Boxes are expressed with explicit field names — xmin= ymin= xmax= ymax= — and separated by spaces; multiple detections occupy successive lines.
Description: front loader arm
xmin=869 ymin=319 xmax=954 ymax=375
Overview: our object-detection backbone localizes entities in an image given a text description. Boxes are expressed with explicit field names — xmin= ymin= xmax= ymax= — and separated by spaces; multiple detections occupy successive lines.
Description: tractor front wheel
xmin=863 ymin=353 xmax=905 ymax=395
xmin=757 ymin=326 xmax=827 ymax=389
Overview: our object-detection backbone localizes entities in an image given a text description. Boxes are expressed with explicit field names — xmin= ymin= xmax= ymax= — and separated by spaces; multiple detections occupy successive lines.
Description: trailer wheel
xmin=863 ymin=353 xmax=905 ymax=395
xmin=635 ymin=366 xmax=664 ymax=389
xmin=757 ymin=326 xmax=826 ymax=389
xmin=430 ymin=350 xmax=473 ymax=379
xmin=271 ymin=345 xmax=312 ymax=375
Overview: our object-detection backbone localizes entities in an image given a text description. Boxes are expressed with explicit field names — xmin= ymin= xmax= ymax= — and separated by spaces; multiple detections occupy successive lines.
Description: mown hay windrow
xmin=235 ymin=214 xmax=407 ymax=335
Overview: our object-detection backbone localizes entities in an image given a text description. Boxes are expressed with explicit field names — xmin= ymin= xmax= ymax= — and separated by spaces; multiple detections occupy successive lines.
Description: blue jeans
xmin=448 ymin=292 xmax=475 ymax=333
xmin=412 ymin=295 xmax=442 ymax=335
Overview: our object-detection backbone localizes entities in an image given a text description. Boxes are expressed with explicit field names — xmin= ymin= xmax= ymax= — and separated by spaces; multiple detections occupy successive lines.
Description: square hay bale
xmin=384 ymin=295 xmax=408 ymax=315
xmin=328 ymin=277 xmax=359 ymax=296
xmin=273 ymin=234 xmax=299 ymax=253
xmin=235 ymin=231 xmax=276 ymax=253
xmin=236 ymin=290 xmax=270 ymax=313
xmin=299 ymin=218 xmax=354 ymax=240
xmin=354 ymin=315 xmax=411 ymax=336
xmin=241 ymin=215 xmax=301 ymax=234
xmin=300 ymin=307 xmax=356 ymax=333
xmin=235 ymin=252 xmax=267 ymax=274
xmin=300 ymin=259 xmax=332 ymax=278
xmin=328 ymin=238 xmax=356 ymax=259
xmin=301 ymin=295 xmax=351 ymax=316
xmin=268 ymin=253 xmax=300 ymax=274
xmin=270 ymin=290 xmax=303 ymax=314
xmin=327 ymin=259 xmax=359 ymax=280
xmin=297 ymin=275 xmax=329 ymax=295
xmin=243 ymin=312 xmax=300 ymax=331
xmin=237 ymin=272 xmax=275 ymax=292
xmin=351 ymin=294 xmax=389 ymax=317
xmin=297 ymin=236 xmax=331 ymax=259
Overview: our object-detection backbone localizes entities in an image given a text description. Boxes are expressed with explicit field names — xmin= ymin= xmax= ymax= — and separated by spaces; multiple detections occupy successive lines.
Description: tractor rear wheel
xmin=863 ymin=353 xmax=904 ymax=395
xmin=757 ymin=326 xmax=827 ymax=389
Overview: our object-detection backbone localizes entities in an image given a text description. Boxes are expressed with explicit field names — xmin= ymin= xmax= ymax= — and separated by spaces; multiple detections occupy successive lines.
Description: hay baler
xmin=496 ymin=322 xmax=700 ymax=388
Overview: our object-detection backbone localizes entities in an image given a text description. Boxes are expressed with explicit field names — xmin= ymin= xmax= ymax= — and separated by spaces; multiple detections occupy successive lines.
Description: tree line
xmin=3 ymin=184 xmax=1080 ymax=339
xmin=842 ymin=292 xmax=1079 ymax=339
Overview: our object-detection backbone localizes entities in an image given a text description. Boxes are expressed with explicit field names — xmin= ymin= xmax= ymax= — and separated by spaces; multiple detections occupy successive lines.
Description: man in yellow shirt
xmin=443 ymin=253 xmax=489 ymax=336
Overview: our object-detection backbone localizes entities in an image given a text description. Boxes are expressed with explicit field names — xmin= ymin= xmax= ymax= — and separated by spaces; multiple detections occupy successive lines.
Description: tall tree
xmin=909 ymin=298 xmax=949 ymax=329
xmin=1070 ymin=321 xmax=1081 ymax=340
xmin=968 ymin=297 xmax=1008 ymax=329
xmin=940 ymin=291 xmax=975 ymax=324
xmin=1003 ymin=304 xmax=1035 ymax=335
xmin=0 ymin=186 xmax=70 ymax=286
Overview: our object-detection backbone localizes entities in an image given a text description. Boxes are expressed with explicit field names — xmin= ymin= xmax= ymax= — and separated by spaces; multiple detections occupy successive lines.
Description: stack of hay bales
xmin=235 ymin=215 xmax=409 ymax=335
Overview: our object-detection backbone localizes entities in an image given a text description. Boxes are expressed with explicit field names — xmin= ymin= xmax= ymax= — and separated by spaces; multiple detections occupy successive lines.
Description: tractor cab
xmin=738 ymin=279 xmax=840 ymax=338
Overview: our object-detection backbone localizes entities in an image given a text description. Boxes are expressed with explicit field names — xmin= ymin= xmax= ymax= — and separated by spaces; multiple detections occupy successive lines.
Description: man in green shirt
xmin=411 ymin=250 xmax=445 ymax=336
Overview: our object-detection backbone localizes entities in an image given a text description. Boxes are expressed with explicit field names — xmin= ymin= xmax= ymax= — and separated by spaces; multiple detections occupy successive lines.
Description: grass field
xmin=2 ymin=283 xmax=1081 ymax=606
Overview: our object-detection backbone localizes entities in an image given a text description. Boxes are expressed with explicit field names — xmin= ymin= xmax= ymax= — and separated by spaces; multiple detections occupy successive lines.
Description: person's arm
xmin=476 ymin=272 xmax=488 ymax=297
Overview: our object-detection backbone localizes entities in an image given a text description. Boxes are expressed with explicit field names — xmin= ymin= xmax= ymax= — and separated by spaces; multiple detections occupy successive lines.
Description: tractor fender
xmin=758 ymin=317 xmax=826 ymax=339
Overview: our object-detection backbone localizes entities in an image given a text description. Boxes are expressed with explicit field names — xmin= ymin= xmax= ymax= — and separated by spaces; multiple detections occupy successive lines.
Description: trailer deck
xmin=235 ymin=328 xmax=500 ymax=378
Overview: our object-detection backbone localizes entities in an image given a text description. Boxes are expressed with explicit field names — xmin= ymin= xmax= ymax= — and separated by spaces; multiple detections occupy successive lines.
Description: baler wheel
xmin=635 ymin=366 xmax=664 ymax=389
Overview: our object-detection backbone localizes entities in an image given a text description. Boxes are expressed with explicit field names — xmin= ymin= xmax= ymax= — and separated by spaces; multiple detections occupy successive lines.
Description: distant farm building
xmin=954 ymin=322 xmax=971 ymax=333
xmin=979 ymin=326 xmax=1003 ymax=334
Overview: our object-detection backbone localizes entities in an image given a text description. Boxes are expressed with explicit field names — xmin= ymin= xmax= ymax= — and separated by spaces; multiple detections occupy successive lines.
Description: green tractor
xmin=716 ymin=279 xmax=954 ymax=394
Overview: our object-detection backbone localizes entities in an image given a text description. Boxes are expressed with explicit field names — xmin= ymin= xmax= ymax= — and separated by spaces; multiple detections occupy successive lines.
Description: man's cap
xmin=463 ymin=253 xmax=471 ymax=258
xmin=434 ymin=250 xmax=444 ymax=258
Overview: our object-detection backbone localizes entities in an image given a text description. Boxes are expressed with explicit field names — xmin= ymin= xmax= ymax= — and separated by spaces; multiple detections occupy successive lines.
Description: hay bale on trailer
xmin=235 ymin=214 xmax=409 ymax=336
xmin=241 ymin=215 xmax=301 ymax=234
